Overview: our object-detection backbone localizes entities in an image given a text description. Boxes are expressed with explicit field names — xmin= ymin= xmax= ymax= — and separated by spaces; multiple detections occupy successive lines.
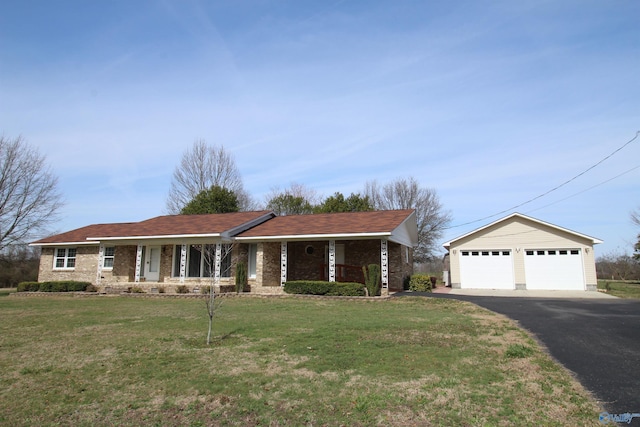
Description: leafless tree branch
xmin=0 ymin=135 xmax=63 ymax=252
xmin=364 ymin=176 xmax=451 ymax=262
xmin=166 ymin=139 xmax=254 ymax=214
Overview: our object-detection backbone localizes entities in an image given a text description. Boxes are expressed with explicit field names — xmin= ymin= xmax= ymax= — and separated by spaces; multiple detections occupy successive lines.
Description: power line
xmin=445 ymin=130 xmax=640 ymax=229
xmin=526 ymin=164 xmax=640 ymax=214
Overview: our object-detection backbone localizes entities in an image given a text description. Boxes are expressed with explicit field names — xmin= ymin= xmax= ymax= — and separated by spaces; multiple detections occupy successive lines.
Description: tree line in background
xmin=2 ymin=136 xmax=639 ymax=286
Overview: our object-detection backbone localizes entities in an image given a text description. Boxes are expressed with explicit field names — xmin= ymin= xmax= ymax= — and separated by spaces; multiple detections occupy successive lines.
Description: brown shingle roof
xmin=31 ymin=223 xmax=136 ymax=245
xmin=237 ymin=209 xmax=415 ymax=238
xmin=31 ymin=210 xmax=416 ymax=245
xmin=32 ymin=211 xmax=274 ymax=244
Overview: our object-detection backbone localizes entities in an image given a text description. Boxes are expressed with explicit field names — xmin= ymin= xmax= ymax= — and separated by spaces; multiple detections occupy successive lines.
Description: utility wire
xmin=445 ymin=130 xmax=640 ymax=229
xmin=526 ymin=164 xmax=640 ymax=214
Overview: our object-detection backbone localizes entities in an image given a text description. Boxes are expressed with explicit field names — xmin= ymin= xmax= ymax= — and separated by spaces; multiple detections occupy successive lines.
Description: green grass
xmin=0 ymin=288 xmax=16 ymax=297
xmin=0 ymin=295 xmax=603 ymax=426
xmin=598 ymin=280 xmax=640 ymax=299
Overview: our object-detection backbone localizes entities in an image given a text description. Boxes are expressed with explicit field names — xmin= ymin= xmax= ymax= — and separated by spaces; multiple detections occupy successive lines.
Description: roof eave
xmin=236 ymin=232 xmax=392 ymax=242
xmin=442 ymin=213 xmax=604 ymax=247
xmin=30 ymin=241 xmax=99 ymax=247
xmin=87 ymin=233 xmax=223 ymax=242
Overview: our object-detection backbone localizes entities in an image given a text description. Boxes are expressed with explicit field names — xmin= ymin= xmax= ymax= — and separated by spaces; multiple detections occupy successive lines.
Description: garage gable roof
xmin=236 ymin=209 xmax=418 ymax=246
xmin=442 ymin=213 xmax=603 ymax=250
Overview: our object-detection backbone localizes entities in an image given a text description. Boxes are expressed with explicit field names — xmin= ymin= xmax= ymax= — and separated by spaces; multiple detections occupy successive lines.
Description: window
xmin=220 ymin=244 xmax=232 ymax=278
xmin=103 ymin=247 xmax=115 ymax=268
xmin=471 ymin=251 xmax=479 ymax=256
xmin=548 ymin=250 xmax=556 ymax=255
xmin=537 ymin=250 xmax=545 ymax=255
xmin=248 ymin=244 xmax=257 ymax=279
xmin=526 ymin=250 xmax=534 ymax=256
xmin=559 ymin=250 xmax=568 ymax=255
xmin=492 ymin=251 xmax=500 ymax=256
xmin=571 ymin=250 xmax=579 ymax=255
xmin=502 ymin=251 xmax=510 ymax=256
xmin=173 ymin=244 xmax=232 ymax=278
xmin=461 ymin=251 xmax=469 ymax=256
xmin=482 ymin=251 xmax=489 ymax=256
xmin=54 ymin=248 xmax=76 ymax=269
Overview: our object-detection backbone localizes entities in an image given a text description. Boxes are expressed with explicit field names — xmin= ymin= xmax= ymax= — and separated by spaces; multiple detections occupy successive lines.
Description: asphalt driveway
xmin=397 ymin=292 xmax=640 ymax=415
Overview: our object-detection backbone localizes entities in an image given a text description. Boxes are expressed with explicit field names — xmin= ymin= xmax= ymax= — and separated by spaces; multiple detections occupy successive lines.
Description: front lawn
xmin=597 ymin=280 xmax=640 ymax=299
xmin=0 ymin=295 xmax=602 ymax=426
xmin=0 ymin=288 xmax=16 ymax=297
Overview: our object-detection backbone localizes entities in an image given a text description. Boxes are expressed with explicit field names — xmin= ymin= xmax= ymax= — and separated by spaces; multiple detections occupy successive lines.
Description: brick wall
xmin=38 ymin=246 xmax=99 ymax=283
xmin=388 ymin=241 xmax=413 ymax=291
xmin=261 ymin=242 xmax=282 ymax=287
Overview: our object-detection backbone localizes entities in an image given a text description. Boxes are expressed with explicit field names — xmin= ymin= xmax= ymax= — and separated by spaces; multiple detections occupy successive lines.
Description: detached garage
xmin=443 ymin=213 xmax=602 ymax=291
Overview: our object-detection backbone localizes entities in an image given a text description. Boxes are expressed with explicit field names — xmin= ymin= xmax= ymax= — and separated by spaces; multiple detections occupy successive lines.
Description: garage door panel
xmin=525 ymin=249 xmax=584 ymax=290
xmin=460 ymin=250 xmax=514 ymax=289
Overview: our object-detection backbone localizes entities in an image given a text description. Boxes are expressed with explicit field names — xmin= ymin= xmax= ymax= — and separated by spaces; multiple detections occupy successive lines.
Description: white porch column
xmin=96 ymin=244 xmax=104 ymax=285
xmin=179 ymin=244 xmax=187 ymax=283
xmin=280 ymin=241 xmax=287 ymax=286
xmin=214 ymin=243 xmax=222 ymax=285
xmin=135 ymin=244 xmax=143 ymax=283
xmin=381 ymin=239 xmax=389 ymax=288
xmin=328 ymin=240 xmax=336 ymax=282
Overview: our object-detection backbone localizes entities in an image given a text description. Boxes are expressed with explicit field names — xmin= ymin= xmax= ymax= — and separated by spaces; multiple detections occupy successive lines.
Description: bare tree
xmin=166 ymin=140 xmax=253 ymax=214
xmin=0 ymin=135 xmax=63 ymax=252
xmin=264 ymin=182 xmax=318 ymax=215
xmin=632 ymin=207 xmax=640 ymax=227
xmin=596 ymin=250 xmax=640 ymax=280
xmin=364 ymin=176 xmax=452 ymax=262
xmin=198 ymin=242 xmax=235 ymax=345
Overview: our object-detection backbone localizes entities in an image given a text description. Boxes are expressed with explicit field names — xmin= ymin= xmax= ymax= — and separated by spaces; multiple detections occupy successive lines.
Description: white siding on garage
xmin=524 ymin=249 xmax=585 ymax=290
xmin=445 ymin=214 xmax=600 ymax=291
xmin=459 ymin=250 xmax=514 ymax=289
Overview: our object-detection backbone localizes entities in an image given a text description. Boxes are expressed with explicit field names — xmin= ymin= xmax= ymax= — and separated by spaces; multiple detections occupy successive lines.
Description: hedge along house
xmin=443 ymin=213 xmax=602 ymax=291
xmin=30 ymin=209 xmax=418 ymax=295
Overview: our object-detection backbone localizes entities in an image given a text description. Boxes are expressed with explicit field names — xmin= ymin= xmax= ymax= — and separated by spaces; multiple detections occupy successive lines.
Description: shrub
xmin=66 ymin=281 xmax=91 ymax=291
xmin=130 ymin=286 xmax=145 ymax=293
xmin=362 ymin=264 xmax=381 ymax=297
xmin=403 ymin=275 xmax=411 ymax=291
xmin=284 ymin=281 xmax=365 ymax=296
xmin=409 ymin=274 xmax=432 ymax=292
xmin=17 ymin=282 xmax=39 ymax=292
xmin=175 ymin=285 xmax=190 ymax=294
xmin=158 ymin=286 xmax=166 ymax=294
xmin=51 ymin=282 xmax=68 ymax=292
xmin=235 ymin=262 xmax=247 ymax=293
xmin=85 ymin=284 xmax=98 ymax=292
xmin=38 ymin=282 xmax=54 ymax=292
xmin=200 ymin=285 xmax=212 ymax=295
xmin=17 ymin=281 xmax=92 ymax=292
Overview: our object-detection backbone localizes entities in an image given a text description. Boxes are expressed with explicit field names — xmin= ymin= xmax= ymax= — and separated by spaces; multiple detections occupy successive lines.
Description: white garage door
xmin=524 ymin=249 xmax=585 ymax=290
xmin=459 ymin=250 xmax=514 ymax=289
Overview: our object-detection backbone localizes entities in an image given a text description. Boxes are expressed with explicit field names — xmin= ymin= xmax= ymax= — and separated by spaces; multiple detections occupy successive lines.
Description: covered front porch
xmin=254 ymin=238 xmax=411 ymax=294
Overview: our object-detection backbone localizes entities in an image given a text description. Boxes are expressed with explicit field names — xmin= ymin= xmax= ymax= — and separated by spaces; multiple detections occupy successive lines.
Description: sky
xmin=1 ymin=0 xmax=639 ymax=257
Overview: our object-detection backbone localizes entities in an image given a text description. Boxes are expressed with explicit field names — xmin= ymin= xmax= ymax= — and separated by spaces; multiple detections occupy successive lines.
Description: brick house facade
xmin=32 ymin=210 xmax=418 ymax=295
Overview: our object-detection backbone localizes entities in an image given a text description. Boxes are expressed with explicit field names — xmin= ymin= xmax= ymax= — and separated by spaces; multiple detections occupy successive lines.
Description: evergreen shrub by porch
xmin=284 ymin=281 xmax=366 ymax=296
xmin=175 ymin=285 xmax=189 ymax=294
xmin=235 ymin=262 xmax=247 ymax=293
xmin=17 ymin=281 xmax=92 ymax=292
xmin=362 ymin=264 xmax=381 ymax=297
xmin=409 ymin=274 xmax=432 ymax=292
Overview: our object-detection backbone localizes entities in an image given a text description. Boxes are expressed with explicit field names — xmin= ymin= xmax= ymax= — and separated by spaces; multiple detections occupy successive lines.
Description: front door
xmin=144 ymin=246 xmax=161 ymax=282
